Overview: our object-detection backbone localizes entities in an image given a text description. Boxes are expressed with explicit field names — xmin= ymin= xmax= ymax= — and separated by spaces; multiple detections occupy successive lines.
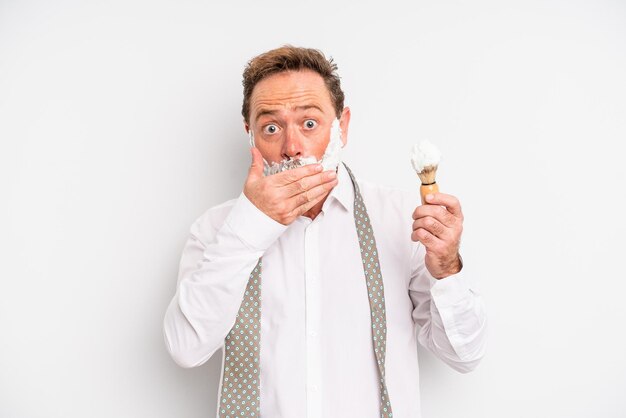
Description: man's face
xmin=245 ymin=70 xmax=350 ymax=164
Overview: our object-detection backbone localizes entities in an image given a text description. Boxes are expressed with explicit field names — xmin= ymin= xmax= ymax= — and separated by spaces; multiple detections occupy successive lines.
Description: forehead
xmin=250 ymin=70 xmax=333 ymax=117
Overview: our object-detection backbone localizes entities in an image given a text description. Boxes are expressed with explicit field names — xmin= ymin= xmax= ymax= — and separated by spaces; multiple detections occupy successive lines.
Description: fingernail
xmin=315 ymin=164 xmax=323 ymax=172
xmin=328 ymin=171 xmax=337 ymax=178
xmin=426 ymin=194 xmax=434 ymax=202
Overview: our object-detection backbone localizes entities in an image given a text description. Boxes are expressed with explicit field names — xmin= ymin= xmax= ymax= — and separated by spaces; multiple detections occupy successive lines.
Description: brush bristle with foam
xmin=411 ymin=141 xmax=441 ymax=185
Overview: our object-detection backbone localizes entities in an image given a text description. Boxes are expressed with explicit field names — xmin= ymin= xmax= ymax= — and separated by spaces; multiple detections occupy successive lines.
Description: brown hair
xmin=241 ymin=45 xmax=345 ymax=124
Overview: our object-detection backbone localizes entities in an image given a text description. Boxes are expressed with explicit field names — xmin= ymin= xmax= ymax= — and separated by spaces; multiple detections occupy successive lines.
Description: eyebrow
xmin=295 ymin=104 xmax=324 ymax=113
xmin=254 ymin=104 xmax=324 ymax=122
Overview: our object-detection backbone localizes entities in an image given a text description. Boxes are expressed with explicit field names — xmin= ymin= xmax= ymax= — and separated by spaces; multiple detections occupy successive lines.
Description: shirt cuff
xmin=427 ymin=268 xmax=474 ymax=308
xmin=223 ymin=191 xmax=288 ymax=251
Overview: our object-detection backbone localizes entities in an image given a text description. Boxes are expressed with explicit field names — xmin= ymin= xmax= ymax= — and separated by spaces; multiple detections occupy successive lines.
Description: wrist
xmin=433 ymin=252 xmax=463 ymax=280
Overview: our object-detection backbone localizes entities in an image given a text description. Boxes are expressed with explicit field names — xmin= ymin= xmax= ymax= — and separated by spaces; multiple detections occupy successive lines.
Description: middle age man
xmin=164 ymin=45 xmax=487 ymax=418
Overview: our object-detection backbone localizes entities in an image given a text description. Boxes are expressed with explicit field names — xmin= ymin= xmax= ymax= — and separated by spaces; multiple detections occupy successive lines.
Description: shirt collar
xmin=323 ymin=162 xmax=354 ymax=213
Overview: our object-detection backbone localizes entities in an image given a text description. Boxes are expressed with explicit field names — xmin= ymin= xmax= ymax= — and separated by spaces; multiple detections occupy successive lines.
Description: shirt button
xmin=309 ymin=331 xmax=317 ymax=337
xmin=310 ymin=384 xmax=318 ymax=392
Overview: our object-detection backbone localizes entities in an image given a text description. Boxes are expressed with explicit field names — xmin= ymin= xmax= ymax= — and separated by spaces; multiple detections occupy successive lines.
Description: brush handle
xmin=420 ymin=183 xmax=439 ymax=205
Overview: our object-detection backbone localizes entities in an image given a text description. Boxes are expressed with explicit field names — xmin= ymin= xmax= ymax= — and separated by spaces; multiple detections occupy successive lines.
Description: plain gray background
xmin=1 ymin=0 xmax=625 ymax=417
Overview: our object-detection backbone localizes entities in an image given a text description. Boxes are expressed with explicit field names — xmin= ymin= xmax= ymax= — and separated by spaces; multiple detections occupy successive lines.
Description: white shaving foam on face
xmin=320 ymin=119 xmax=343 ymax=171
xmin=411 ymin=140 xmax=441 ymax=173
xmin=248 ymin=119 xmax=344 ymax=176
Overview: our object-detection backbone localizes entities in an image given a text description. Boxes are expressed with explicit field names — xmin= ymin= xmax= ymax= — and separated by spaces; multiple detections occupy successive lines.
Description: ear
xmin=339 ymin=107 xmax=351 ymax=147
xmin=244 ymin=121 xmax=255 ymax=147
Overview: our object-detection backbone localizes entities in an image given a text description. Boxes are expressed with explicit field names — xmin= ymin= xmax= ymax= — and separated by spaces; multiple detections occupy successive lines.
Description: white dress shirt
xmin=163 ymin=162 xmax=487 ymax=418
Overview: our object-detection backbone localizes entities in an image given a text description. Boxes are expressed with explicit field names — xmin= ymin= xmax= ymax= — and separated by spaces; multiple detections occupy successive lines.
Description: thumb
xmin=247 ymin=147 xmax=264 ymax=181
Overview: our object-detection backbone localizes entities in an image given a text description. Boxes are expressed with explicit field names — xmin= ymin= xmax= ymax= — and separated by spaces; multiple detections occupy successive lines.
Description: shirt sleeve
xmin=408 ymin=240 xmax=488 ymax=373
xmin=162 ymin=192 xmax=288 ymax=368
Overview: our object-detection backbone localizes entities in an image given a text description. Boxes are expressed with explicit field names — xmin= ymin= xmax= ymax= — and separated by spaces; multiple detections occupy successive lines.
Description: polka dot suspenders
xmin=218 ymin=163 xmax=393 ymax=417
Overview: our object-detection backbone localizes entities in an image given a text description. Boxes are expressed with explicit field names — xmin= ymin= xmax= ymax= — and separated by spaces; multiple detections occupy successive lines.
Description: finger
xmin=273 ymin=163 xmax=323 ymax=185
xmin=412 ymin=216 xmax=451 ymax=240
xmin=247 ymin=147 xmax=265 ymax=182
xmin=411 ymin=227 xmax=445 ymax=250
xmin=412 ymin=204 xmax=457 ymax=227
xmin=288 ymin=177 xmax=338 ymax=212
xmin=283 ymin=170 xmax=337 ymax=198
xmin=423 ymin=192 xmax=463 ymax=218
xmin=289 ymin=185 xmax=334 ymax=219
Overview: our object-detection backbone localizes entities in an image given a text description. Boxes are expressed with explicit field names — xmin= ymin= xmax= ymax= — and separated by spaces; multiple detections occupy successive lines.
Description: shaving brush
xmin=411 ymin=141 xmax=441 ymax=204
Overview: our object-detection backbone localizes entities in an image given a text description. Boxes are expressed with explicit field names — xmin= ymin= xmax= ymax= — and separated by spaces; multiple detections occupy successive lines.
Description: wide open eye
xmin=304 ymin=119 xmax=318 ymax=130
xmin=263 ymin=124 xmax=280 ymax=135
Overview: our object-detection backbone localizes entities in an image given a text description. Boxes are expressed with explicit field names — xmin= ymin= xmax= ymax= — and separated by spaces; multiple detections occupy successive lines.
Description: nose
xmin=281 ymin=124 xmax=304 ymax=159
